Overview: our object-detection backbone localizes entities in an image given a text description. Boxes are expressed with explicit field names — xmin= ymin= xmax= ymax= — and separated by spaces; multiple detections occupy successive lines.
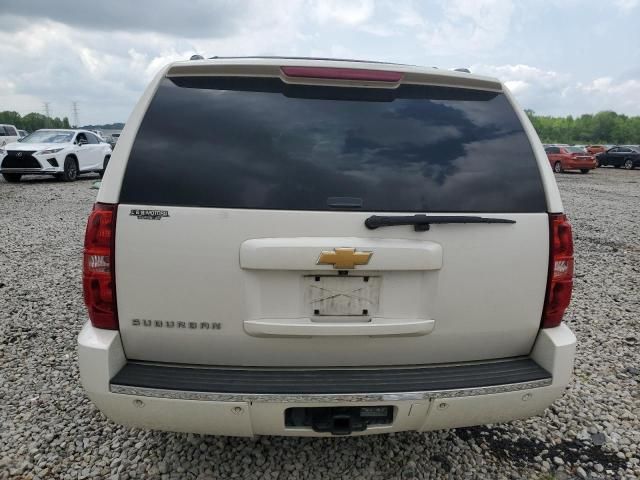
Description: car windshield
xmin=21 ymin=131 xmax=74 ymax=144
xmin=565 ymin=147 xmax=586 ymax=153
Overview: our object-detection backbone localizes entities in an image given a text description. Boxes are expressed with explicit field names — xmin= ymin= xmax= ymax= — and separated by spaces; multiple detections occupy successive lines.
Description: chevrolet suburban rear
xmin=78 ymin=57 xmax=576 ymax=437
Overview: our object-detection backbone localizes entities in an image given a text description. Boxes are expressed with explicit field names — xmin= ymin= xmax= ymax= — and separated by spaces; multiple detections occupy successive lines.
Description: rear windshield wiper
xmin=365 ymin=214 xmax=516 ymax=231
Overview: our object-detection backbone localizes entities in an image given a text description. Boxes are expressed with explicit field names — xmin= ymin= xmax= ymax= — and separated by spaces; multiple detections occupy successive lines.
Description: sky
xmin=0 ymin=0 xmax=639 ymax=125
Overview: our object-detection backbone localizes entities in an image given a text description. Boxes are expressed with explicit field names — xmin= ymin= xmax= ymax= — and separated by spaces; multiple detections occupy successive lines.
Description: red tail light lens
xmin=281 ymin=66 xmax=403 ymax=82
xmin=541 ymin=213 xmax=574 ymax=328
xmin=83 ymin=203 xmax=118 ymax=329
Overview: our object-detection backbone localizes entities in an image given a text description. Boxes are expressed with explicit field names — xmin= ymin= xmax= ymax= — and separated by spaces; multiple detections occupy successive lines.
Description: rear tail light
xmin=83 ymin=203 xmax=118 ymax=329
xmin=541 ymin=213 xmax=574 ymax=328
xmin=281 ymin=66 xmax=403 ymax=82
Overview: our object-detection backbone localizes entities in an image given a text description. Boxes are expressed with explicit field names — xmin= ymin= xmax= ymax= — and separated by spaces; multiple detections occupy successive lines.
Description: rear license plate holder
xmin=305 ymin=275 xmax=380 ymax=317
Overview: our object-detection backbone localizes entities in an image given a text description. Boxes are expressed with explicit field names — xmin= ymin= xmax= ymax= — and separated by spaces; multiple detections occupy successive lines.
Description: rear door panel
xmin=116 ymin=207 xmax=548 ymax=367
xmin=113 ymin=72 xmax=552 ymax=368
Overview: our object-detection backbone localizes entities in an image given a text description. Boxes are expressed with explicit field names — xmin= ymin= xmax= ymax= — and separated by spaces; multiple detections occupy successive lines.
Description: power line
xmin=43 ymin=102 xmax=51 ymax=128
xmin=72 ymin=102 xmax=79 ymax=128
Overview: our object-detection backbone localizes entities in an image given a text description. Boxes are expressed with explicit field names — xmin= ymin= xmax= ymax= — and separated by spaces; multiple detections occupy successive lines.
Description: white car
xmin=18 ymin=130 xmax=29 ymax=138
xmin=79 ymin=57 xmax=576 ymax=437
xmin=0 ymin=129 xmax=112 ymax=183
xmin=0 ymin=124 xmax=20 ymax=146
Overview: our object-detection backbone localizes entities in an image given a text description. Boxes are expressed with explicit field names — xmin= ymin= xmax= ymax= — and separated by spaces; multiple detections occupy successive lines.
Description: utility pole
xmin=72 ymin=102 xmax=80 ymax=128
xmin=43 ymin=102 xmax=51 ymax=127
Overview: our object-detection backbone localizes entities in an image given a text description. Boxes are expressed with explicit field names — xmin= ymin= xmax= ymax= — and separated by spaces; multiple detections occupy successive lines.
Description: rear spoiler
xmin=166 ymin=61 xmax=503 ymax=92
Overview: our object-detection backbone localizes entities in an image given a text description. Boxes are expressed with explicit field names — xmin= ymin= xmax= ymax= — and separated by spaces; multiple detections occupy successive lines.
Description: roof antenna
xmin=190 ymin=54 xmax=204 ymax=61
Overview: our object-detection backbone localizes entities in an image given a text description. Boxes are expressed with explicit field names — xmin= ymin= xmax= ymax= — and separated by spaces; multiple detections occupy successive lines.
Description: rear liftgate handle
xmin=243 ymin=317 xmax=435 ymax=337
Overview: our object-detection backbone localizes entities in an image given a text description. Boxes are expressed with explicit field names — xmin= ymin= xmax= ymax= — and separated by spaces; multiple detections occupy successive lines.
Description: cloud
xmin=0 ymin=2 xmax=310 ymax=124
xmin=311 ymin=0 xmax=375 ymax=25
xmin=473 ymin=63 xmax=640 ymax=116
xmin=415 ymin=0 xmax=515 ymax=54
xmin=0 ymin=0 xmax=246 ymax=38
xmin=0 ymin=1 xmax=638 ymax=123
xmin=614 ymin=0 xmax=639 ymax=11
xmin=576 ymin=77 xmax=640 ymax=114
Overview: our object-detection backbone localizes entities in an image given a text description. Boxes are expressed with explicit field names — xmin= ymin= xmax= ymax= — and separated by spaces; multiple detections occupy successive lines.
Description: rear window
xmin=120 ymin=76 xmax=546 ymax=212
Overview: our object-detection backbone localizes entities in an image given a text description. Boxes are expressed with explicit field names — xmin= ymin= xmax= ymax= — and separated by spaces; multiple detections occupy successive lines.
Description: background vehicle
xmin=79 ymin=58 xmax=576 ymax=437
xmin=545 ymin=145 xmax=597 ymax=173
xmin=107 ymin=132 xmax=120 ymax=149
xmin=89 ymin=129 xmax=106 ymax=141
xmin=596 ymin=146 xmax=640 ymax=169
xmin=0 ymin=129 xmax=112 ymax=182
xmin=18 ymin=129 xmax=29 ymax=139
xmin=586 ymin=145 xmax=606 ymax=155
xmin=0 ymin=124 xmax=20 ymax=146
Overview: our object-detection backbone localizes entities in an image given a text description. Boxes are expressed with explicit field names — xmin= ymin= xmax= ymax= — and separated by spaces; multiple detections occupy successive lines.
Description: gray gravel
xmin=1 ymin=169 xmax=639 ymax=480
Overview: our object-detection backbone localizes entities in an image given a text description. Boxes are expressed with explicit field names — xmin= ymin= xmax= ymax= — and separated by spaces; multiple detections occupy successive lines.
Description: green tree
xmin=526 ymin=110 xmax=640 ymax=144
xmin=0 ymin=111 xmax=73 ymax=132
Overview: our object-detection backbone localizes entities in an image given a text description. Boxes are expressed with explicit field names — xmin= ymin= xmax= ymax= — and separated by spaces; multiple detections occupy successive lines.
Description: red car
xmin=586 ymin=145 xmax=607 ymax=155
xmin=545 ymin=146 xmax=597 ymax=173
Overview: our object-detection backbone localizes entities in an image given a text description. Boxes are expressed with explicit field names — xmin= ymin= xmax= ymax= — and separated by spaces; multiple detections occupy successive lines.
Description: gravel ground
xmin=1 ymin=168 xmax=638 ymax=480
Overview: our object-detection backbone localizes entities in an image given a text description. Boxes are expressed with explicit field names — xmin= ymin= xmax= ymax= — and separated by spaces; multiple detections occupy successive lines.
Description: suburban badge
xmin=131 ymin=319 xmax=222 ymax=330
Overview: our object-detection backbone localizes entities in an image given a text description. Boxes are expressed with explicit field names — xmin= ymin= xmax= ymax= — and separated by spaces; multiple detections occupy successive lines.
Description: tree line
xmin=526 ymin=110 xmax=640 ymax=145
xmin=0 ymin=111 xmax=71 ymax=132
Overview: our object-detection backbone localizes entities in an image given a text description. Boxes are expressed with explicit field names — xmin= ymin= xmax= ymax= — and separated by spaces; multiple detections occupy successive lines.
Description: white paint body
xmin=81 ymin=57 xmax=574 ymax=436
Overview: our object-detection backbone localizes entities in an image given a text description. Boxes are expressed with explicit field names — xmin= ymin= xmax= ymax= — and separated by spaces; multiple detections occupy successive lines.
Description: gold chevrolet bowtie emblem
xmin=317 ymin=248 xmax=373 ymax=269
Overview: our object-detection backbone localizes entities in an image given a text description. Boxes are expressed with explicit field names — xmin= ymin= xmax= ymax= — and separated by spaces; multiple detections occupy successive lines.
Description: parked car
xmin=0 ymin=129 xmax=112 ymax=182
xmin=78 ymin=57 xmax=576 ymax=437
xmin=0 ymin=124 xmax=20 ymax=146
xmin=17 ymin=129 xmax=29 ymax=139
xmin=107 ymin=132 xmax=121 ymax=149
xmin=545 ymin=145 xmax=597 ymax=173
xmin=586 ymin=145 xmax=607 ymax=155
xmin=596 ymin=146 xmax=640 ymax=169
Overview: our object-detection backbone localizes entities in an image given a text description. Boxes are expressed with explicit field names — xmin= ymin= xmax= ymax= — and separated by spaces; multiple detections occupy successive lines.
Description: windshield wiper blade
xmin=365 ymin=214 xmax=516 ymax=231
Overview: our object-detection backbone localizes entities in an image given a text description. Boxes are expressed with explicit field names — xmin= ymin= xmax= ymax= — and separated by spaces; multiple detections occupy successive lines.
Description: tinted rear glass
xmin=121 ymin=76 xmax=546 ymax=212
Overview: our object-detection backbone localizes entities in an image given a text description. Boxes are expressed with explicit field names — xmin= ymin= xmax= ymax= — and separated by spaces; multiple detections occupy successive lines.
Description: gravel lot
xmin=1 ymin=168 xmax=638 ymax=480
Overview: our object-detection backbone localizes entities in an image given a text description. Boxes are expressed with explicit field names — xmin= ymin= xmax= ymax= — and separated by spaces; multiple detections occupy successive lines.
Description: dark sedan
xmin=596 ymin=146 xmax=640 ymax=169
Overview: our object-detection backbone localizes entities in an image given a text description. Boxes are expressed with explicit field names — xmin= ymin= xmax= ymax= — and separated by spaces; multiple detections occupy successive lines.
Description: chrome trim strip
xmin=110 ymin=378 xmax=552 ymax=403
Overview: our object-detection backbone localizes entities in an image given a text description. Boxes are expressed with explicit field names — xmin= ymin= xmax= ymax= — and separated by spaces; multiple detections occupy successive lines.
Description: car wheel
xmin=2 ymin=173 xmax=22 ymax=183
xmin=61 ymin=156 xmax=78 ymax=182
xmin=99 ymin=156 xmax=110 ymax=178
xmin=624 ymin=158 xmax=634 ymax=170
xmin=580 ymin=169 xmax=590 ymax=174
xmin=554 ymin=162 xmax=563 ymax=173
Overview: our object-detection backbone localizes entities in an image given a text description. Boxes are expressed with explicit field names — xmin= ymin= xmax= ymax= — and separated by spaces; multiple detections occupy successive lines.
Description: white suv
xmin=0 ymin=129 xmax=112 ymax=182
xmin=79 ymin=57 xmax=576 ymax=437
xmin=0 ymin=124 xmax=20 ymax=146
